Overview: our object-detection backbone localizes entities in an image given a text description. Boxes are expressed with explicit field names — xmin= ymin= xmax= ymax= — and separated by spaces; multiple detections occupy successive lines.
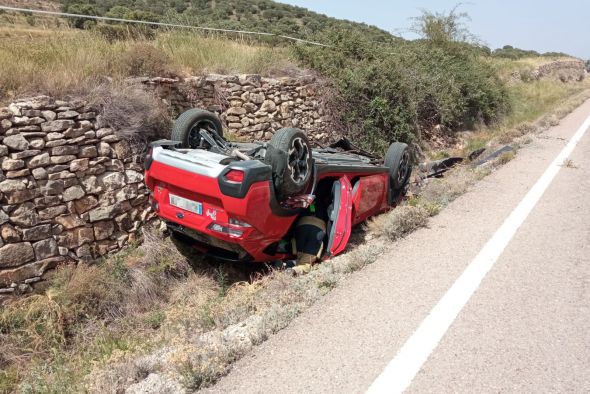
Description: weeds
xmin=0 ymin=29 xmax=292 ymax=101
xmin=86 ymin=83 xmax=171 ymax=145
xmin=367 ymin=206 xmax=429 ymax=241
xmin=562 ymin=159 xmax=578 ymax=169
xmin=497 ymin=151 xmax=516 ymax=165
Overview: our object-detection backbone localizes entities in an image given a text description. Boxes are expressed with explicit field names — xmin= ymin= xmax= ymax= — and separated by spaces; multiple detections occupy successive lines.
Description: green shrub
xmin=293 ymin=30 xmax=509 ymax=153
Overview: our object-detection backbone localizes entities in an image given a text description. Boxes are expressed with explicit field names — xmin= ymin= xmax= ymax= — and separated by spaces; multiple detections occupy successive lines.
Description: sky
xmin=278 ymin=1 xmax=589 ymax=59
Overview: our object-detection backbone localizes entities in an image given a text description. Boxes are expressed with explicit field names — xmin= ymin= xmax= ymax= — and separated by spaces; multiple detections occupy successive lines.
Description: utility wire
xmin=0 ymin=5 xmax=332 ymax=47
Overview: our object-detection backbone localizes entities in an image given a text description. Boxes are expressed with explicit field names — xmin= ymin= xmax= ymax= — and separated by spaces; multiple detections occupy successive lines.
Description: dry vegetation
xmin=0 ymin=25 xmax=292 ymax=101
xmin=488 ymin=55 xmax=575 ymax=80
xmin=427 ymin=78 xmax=590 ymax=161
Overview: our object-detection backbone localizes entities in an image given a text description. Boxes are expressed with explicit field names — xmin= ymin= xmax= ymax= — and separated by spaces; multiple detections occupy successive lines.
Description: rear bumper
xmin=167 ymin=221 xmax=254 ymax=262
xmin=146 ymin=160 xmax=298 ymax=262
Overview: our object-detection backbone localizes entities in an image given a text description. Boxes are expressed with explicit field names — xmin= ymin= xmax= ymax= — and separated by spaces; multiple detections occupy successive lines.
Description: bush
xmin=293 ymin=30 xmax=509 ymax=153
xmin=86 ymin=83 xmax=171 ymax=147
xmin=120 ymin=43 xmax=177 ymax=77
xmin=64 ymin=3 xmax=97 ymax=29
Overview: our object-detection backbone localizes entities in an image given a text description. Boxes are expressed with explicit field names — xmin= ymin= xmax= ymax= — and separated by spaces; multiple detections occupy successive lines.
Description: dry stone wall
xmin=535 ymin=59 xmax=586 ymax=81
xmin=135 ymin=73 xmax=340 ymax=144
xmin=509 ymin=59 xmax=586 ymax=84
xmin=0 ymin=96 xmax=152 ymax=295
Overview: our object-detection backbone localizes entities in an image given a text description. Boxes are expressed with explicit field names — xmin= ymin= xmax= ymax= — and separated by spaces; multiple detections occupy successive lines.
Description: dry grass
xmin=0 ymin=225 xmax=195 ymax=392
xmin=497 ymin=150 xmax=516 ymax=165
xmin=451 ymin=79 xmax=590 ymax=161
xmin=505 ymin=79 xmax=590 ymax=128
xmin=367 ymin=205 xmax=429 ymax=240
xmin=488 ymin=56 xmax=576 ymax=80
xmin=87 ymin=83 xmax=171 ymax=144
xmin=0 ymin=27 xmax=292 ymax=101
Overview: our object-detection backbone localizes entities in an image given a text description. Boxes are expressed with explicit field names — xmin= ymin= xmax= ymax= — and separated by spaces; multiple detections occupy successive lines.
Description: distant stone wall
xmin=134 ymin=73 xmax=340 ymax=144
xmin=509 ymin=59 xmax=586 ymax=84
xmin=0 ymin=96 xmax=153 ymax=296
xmin=535 ymin=59 xmax=586 ymax=81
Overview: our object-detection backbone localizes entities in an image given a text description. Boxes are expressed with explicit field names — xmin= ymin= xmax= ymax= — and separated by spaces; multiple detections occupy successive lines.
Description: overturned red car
xmin=144 ymin=108 xmax=412 ymax=263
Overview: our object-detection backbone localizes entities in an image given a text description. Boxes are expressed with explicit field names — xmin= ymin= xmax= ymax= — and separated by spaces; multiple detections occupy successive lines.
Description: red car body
xmin=145 ymin=144 xmax=396 ymax=263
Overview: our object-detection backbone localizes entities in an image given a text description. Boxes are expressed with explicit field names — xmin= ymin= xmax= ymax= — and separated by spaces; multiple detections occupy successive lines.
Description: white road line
xmin=366 ymin=113 xmax=590 ymax=394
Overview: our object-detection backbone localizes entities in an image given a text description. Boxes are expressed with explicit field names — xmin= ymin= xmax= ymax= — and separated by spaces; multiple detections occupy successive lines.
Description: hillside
xmin=1 ymin=0 xmax=587 ymax=153
xmin=57 ymin=0 xmax=396 ymax=43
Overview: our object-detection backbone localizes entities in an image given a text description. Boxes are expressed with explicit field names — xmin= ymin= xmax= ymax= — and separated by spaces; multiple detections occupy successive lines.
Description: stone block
xmin=33 ymin=238 xmax=58 ymax=260
xmin=55 ymin=214 xmax=85 ymax=230
xmin=9 ymin=203 xmax=39 ymax=227
xmin=1 ymin=224 xmax=21 ymax=243
xmin=41 ymin=120 xmax=75 ymax=132
xmin=22 ymin=224 xmax=53 ymax=241
xmin=0 ymin=242 xmax=34 ymax=268
xmin=94 ymin=220 xmax=114 ymax=241
xmin=28 ymin=153 xmax=50 ymax=168
xmin=3 ymin=134 xmax=29 ymax=151
xmin=62 ymin=185 xmax=85 ymax=202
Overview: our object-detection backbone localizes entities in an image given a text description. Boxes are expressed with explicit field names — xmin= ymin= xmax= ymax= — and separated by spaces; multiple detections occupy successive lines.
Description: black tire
xmin=171 ymin=108 xmax=223 ymax=149
xmin=265 ymin=128 xmax=313 ymax=199
xmin=384 ymin=142 xmax=412 ymax=204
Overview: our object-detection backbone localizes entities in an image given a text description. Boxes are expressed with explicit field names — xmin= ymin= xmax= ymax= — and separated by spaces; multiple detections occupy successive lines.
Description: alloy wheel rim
xmin=287 ymin=137 xmax=309 ymax=184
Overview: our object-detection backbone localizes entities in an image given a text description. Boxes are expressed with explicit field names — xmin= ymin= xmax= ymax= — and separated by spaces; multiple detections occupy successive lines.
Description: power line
xmin=0 ymin=5 xmax=332 ymax=47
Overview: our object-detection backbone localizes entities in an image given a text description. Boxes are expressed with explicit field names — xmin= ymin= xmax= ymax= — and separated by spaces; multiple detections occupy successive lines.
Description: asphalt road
xmin=203 ymin=100 xmax=590 ymax=394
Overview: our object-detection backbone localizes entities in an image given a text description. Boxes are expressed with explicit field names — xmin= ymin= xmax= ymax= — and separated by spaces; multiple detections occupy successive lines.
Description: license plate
xmin=169 ymin=194 xmax=202 ymax=215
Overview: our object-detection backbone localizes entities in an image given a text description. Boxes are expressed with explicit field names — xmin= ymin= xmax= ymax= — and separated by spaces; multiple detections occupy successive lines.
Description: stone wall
xmin=134 ymin=73 xmax=340 ymax=144
xmin=535 ymin=59 xmax=586 ymax=81
xmin=509 ymin=59 xmax=586 ymax=84
xmin=0 ymin=96 xmax=152 ymax=296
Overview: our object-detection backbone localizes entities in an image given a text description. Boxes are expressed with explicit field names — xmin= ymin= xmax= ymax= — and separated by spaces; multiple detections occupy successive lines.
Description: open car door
xmin=325 ymin=176 xmax=353 ymax=258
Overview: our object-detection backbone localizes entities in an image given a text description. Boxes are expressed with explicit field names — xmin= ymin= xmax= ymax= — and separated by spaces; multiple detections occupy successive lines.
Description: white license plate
xmin=169 ymin=194 xmax=202 ymax=215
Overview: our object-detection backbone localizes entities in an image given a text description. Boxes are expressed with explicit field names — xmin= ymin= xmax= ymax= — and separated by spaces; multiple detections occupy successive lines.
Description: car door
xmin=325 ymin=176 xmax=353 ymax=258
xmin=351 ymin=174 xmax=390 ymax=225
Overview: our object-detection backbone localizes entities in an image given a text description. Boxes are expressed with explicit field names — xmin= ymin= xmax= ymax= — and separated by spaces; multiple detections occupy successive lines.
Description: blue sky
xmin=279 ymin=1 xmax=589 ymax=59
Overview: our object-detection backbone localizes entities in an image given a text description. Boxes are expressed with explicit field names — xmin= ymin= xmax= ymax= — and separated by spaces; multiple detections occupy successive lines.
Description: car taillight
xmin=224 ymin=169 xmax=244 ymax=183
xmin=229 ymin=218 xmax=252 ymax=227
xmin=208 ymin=223 xmax=243 ymax=238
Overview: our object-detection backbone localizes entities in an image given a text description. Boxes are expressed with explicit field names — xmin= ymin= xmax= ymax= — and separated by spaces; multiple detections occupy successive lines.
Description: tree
xmin=410 ymin=4 xmax=475 ymax=45
xmin=105 ymin=6 xmax=133 ymax=20
xmin=586 ymin=59 xmax=590 ymax=72
xmin=65 ymin=4 xmax=97 ymax=29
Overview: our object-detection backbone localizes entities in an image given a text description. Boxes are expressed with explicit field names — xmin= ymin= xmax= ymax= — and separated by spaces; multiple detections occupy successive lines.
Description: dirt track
xmin=203 ymin=100 xmax=590 ymax=393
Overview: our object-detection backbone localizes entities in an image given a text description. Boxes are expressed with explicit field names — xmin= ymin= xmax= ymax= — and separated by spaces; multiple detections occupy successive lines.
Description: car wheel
xmin=265 ymin=128 xmax=313 ymax=199
xmin=384 ymin=142 xmax=412 ymax=204
xmin=171 ymin=108 xmax=223 ymax=149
